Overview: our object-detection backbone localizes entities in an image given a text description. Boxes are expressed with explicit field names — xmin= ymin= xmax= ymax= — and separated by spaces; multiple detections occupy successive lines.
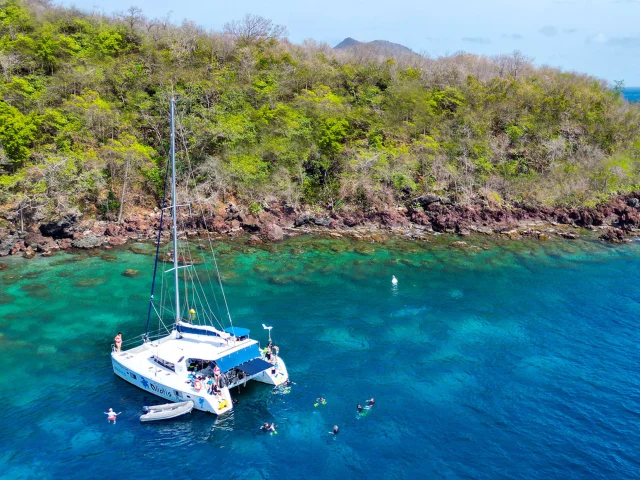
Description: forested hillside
xmin=1 ymin=0 xmax=639 ymax=230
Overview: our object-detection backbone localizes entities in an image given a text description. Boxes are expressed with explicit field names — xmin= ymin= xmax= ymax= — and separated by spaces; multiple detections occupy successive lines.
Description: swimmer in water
xmin=330 ymin=425 xmax=339 ymax=435
xmin=260 ymin=423 xmax=275 ymax=432
xmin=357 ymin=404 xmax=363 ymax=413
xmin=104 ymin=408 xmax=121 ymax=424
xmin=367 ymin=398 xmax=375 ymax=407
xmin=317 ymin=397 xmax=326 ymax=404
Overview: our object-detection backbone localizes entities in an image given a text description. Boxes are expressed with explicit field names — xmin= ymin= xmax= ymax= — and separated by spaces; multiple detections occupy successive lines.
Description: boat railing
xmin=111 ymin=328 xmax=173 ymax=351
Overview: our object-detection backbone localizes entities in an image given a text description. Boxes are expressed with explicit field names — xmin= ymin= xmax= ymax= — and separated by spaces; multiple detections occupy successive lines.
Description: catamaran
xmin=111 ymin=99 xmax=289 ymax=414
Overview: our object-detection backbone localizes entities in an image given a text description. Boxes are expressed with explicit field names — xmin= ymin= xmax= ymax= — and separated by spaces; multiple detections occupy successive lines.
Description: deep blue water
xmin=624 ymin=87 xmax=640 ymax=102
xmin=1 ymin=236 xmax=640 ymax=479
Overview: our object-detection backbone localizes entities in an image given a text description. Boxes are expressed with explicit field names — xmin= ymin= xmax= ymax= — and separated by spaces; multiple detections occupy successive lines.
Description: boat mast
xmin=170 ymin=97 xmax=181 ymax=324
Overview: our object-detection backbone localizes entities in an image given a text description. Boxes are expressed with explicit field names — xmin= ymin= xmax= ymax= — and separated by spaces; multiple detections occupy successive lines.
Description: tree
xmin=223 ymin=14 xmax=287 ymax=44
xmin=0 ymin=101 xmax=36 ymax=168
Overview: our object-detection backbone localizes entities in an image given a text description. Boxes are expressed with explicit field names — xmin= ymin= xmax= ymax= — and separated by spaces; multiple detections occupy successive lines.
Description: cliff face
xmin=2 ymin=192 xmax=640 ymax=258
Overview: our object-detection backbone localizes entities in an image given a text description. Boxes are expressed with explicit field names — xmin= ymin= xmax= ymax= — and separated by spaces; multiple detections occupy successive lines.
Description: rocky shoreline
xmin=2 ymin=193 xmax=640 ymax=258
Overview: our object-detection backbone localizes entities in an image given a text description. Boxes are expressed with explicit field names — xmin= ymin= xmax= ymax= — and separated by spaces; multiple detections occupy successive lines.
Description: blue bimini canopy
xmin=224 ymin=326 xmax=250 ymax=338
xmin=236 ymin=358 xmax=273 ymax=376
xmin=215 ymin=343 xmax=261 ymax=373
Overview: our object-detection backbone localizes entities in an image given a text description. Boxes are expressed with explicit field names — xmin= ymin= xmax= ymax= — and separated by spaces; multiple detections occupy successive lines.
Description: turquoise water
xmin=2 ymin=235 xmax=640 ymax=479
xmin=624 ymin=87 xmax=640 ymax=102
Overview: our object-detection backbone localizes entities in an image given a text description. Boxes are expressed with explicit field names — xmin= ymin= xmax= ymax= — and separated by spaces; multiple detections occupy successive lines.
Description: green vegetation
xmin=0 ymin=0 xmax=639 ymax=226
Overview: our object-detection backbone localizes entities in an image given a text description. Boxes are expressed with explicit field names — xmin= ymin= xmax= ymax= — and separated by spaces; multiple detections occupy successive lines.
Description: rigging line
xmin=144 ymin=152 xmax=171 ymax=340
xmin=179 ymin=223 xmax=225 ymax=329
xmin=185 ymin=266 xmax=217 ymax=328
xmin=185 ymin=256 xmax=224 ymax=330
xmin=174 ymin=107 xmax=230 ymax=325
xmin=177 ymin=214 xmax=192 ymax=322
xmin=212 ymin=250 xmax=234 ymax=330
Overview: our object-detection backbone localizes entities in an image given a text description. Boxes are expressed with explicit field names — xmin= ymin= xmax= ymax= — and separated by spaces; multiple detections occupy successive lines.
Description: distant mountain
xmin=334 ymin=37 xmax=415 ymax=56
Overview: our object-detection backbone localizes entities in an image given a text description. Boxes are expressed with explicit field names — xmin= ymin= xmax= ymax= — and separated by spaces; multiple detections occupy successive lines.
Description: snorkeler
xmin=260 ymin=423 xmax=276 ymax=432
xmin=357 ymin=404 xmax=363 ymax=413
xmin=330 ymin=425 xmax=339 ymax=435
xmin=367 ymin=398 xmax=375 ymax=407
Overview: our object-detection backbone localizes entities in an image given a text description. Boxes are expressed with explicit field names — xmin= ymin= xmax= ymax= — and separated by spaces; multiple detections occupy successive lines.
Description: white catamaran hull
xmin=112 ymin=355 xmax=233 ymax=414
xmin=112 ymin=350 xmax=288 ymax=414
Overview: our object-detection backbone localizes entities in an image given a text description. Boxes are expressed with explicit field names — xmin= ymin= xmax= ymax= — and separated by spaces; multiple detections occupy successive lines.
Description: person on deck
xmin=114 ymin=333 xmax=122 ymax=353
xmin=265 ymin=344 xmax=273 ymax=362
xmin=213 ymin=363 xmax=221 ymax=386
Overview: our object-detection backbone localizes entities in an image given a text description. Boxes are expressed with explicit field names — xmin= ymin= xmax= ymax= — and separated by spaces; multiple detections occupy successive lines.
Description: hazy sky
xmin=64 ymin=0 xmax=640 ymax=85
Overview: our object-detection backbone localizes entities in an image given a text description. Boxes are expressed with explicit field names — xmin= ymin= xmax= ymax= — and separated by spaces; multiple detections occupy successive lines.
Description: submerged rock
xmin=2 ymin=273 xmax=21 ymax=283
xmin=20 ymin=283 xmax=49 ymax=297
xmin=74 ymin=277 xmax=108 ymax=287
xmin=0 ymin=292 xmax=15 ymax=304
xmin=267 ymin=275 xmax=296 ymax=285
xmin=122 ymin=269 xmax=140 ymax=278
xmin=558 ymin=232 xmax=579 ymax=240
xmin=247 ymin=234 xmax=263 ymax=245
xmin=600 ymin=228 xmax=625 ymax=244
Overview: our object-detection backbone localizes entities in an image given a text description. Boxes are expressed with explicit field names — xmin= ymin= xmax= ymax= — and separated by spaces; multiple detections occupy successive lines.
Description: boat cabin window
xmin=187 ymin=359 xmax=212 ymax=373
xmin=153 ymin=356 xmax=175 ymax=372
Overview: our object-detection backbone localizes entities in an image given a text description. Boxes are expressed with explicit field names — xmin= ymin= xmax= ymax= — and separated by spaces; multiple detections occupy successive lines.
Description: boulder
xmin=242 ymin=215 xmax=261 ymax=232
xmin=10 ymin=240 xmax=25 ymax=255
xmin=0 ymin=234 xmax=18 ymax=257
xmin=107 ymin=236 xmax=127 ymax=246
xmin=105 ymin=224 xmax=123 ymax=236
xmin=23 ymin=246 xmax=36 ymax=259
xmin=627 ymin=198 xmax=640 ymax=209
xmin=294 ymin=214 xmax=312 ymax=227
xmin=247 ymin=234 xmax=263 ymax=245
xmin=57 ymin=238 xmax=72 ymax=250
xmin=24 ymin=233 xmax=57 ymax=253
xmin=600 ymin=228 xmax=625 ymax=244
xmin=412 ymin=194 xmax=445 ymax=209
xmin=122 ymin=269 xmax=140 ymax=278
xmin=312 ymin=216 xmax=331 ymax=227
xmin=264 ymin=223 xmax=284 ymax=242
xmin=71 ymin=235 xmax=105 ymax=249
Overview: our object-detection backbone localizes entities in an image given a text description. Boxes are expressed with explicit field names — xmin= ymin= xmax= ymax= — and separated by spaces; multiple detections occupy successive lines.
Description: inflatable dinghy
xmin=140 ymin=400 xmax=194 ymax=422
